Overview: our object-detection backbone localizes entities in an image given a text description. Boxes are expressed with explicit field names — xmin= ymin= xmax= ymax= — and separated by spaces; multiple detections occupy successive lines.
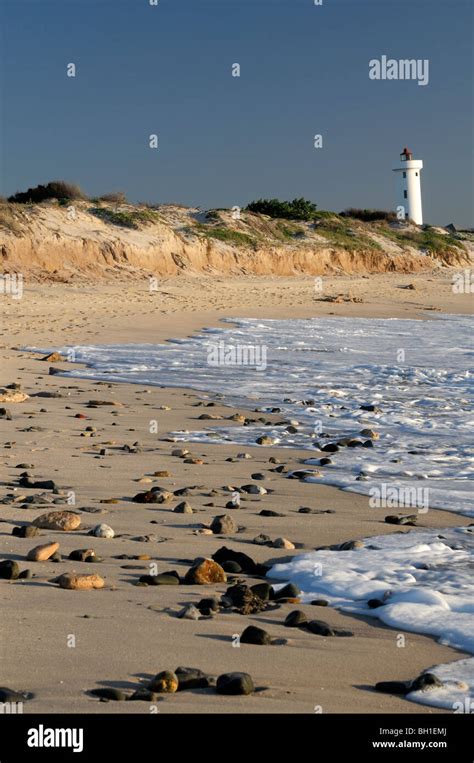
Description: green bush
xmin=341 ymin=208 xmax=397 ymax=222
xmin=8 ymin=181 xmax=86 ymax=204
xmin=245 ymin=197 xmax=318 ymax=221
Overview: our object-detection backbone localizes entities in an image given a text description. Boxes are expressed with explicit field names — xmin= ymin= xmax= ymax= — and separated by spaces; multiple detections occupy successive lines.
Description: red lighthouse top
xmin=400 ymin=147 xmax=413 ymax=161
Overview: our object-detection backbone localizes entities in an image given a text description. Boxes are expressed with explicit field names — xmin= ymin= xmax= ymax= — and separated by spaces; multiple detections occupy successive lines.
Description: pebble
xmin=54 ymin=573 xmax=105 ymax=590
xmin=139 ymin=572 xmax=180 ymax=586
xmin=12 ymin=525 xmax=39 ymax=538
xmin=133 ymin=489 xmax=173 ymax=504
xmin=222 ymin=560 xmax=242 ymax=574
xmin=176 ymin=666 xmax=213 ymax=691
xmin=411 ymin=672 xmax=444 ymax=692
xmin=284 ymin=610 xmax=308 ymax=627
xmin=253 ymin=534 xmax=272 ymax=546
xmin=90 ymin=524 xmax=114 ymax=538
xmin=338 ymin=539 xmax=363 ymax=550
xmin=177 ymin=604 xmax=201 ymax=620
xmin=184 ymin=558 xmax=227 ymax=585
xmin=251 ymin=473 xmax=266 ymax=480
xmin=0 ymin=687 xmax=35 ymax=702
xmin=32 ymin=511 xmax=81 ymax=532
xmin=306 ymin=620 xmax=354 ymax=637
xmin=256 ymin=436 xmax=274 ymax=446
xmin=241 ymin=484 xmax=267 ymax=495
xmin=0 ymin=560 xmax=20 ymax=580
xmin=212 ymin=546 xmax=267 ymax=576
xmin=148 ymin=670 xmax=179 ymax=693
xmin=272 ymin=537 xmax=295 ymax=550
xmin=385 ymin=514 xmax=418 ymax=526
xmin=171 ymin=448 xmax=189 ymax=458
xmin=173 ymin=501 xmax=193 ymax=514
xmin=250 ymin=583 xmax=272 ymax=601
xmin=310 ymin=599 xmax=329 ymax=607
xmin=216 ymin=672 xmax=254 ymax=695
xmin=211 ymin=514 xmax=237 ymax=535
xmin=224 ymin=584 xmax=267 ymax=615
xmin=240 ymin=625 xmax=272 ymax=645
xmin=259 ymin=510 xmax=282 ymax=517
xmin=375 ymin=680 xmax=410 ymax=695
xmin=273 ymin=583 xmax=300 ymax=600
xmin=154 ymin=470 xmax=172 ymax=477
xmin=26 ymin=542 xmax=59 ymax=562
xmin=69 ymin=549 xmax=98 ymax=562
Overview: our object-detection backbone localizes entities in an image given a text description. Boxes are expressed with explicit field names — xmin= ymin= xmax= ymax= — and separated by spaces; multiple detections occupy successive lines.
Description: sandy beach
xmin=0 ymin=272 xmax=472 ymax=714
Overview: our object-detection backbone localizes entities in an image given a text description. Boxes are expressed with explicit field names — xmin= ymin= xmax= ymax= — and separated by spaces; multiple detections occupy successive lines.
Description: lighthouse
xmin=392 ymin=147 xmax=423 ymax=225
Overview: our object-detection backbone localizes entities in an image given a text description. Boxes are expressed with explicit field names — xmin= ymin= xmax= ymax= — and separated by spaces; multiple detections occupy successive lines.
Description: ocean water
xmin=31 ymin=313 xmax=473 ymax=710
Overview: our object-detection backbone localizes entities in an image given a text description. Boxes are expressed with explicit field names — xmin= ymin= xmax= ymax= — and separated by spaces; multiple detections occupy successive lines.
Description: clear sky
xmin=1 ymin=0 xmax=472 ymax=226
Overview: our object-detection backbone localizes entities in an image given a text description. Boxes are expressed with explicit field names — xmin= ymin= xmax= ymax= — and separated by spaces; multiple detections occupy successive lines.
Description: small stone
xmin=32 ymin=511 xmax=81 ymax=532
xmin=0 ymin=560 xmax=20 ymax=580
xmin=69 ymin=549 xmax=97 ymax=562
xmin=177 ymin=604 xmax=201 ymax=620
xmin=306 ymin=620 xmax=354 ymax=637
xmin=175 ymin=666 xmax=213 ymax=691
xmin=211 ymin=514 xmax=237 ymax=535
xmin=184 ymin=558 xmax=227 ymax=585
xmin=0 ymin=390 xmax=29 ymax=403
xmin=212 ymin=546 xmax=267 ymax=576
xmin=253 ymin=534 xmax=272 ymax=546
xmin=26 ymin=542 xmax=59 ymax=562
xmin=139 ymin=572 xmax=180 ymax=586
xmin=54 ymin=573 xmax=105 ymax=590
xmin=321 ymin=443 xmax=339 ymax=453
xmin=241 ymin=484 xmax=267 ymax=495
xmin=12 ymin=525 xmax=39 ymax=538
xmin=90 ymin=524 xmax=114 ymax=538
xmin=385 ymin=514 xmax=418 ymax=526
xmin=272 ymin=537 xmax=295 ymax=550
xmin=250 ymin=583 xmax=272 ymax=601
xmin=284 ymin=610 xmax=308 ymax=627
xmin=0 ymin=687 xmax=34 ymax=702
xmin=360 ymin=428 xmax=379 ymax=439
xmin=273 ymin=583 xmax=300 ymax=600
xmin=18 ymin=569 xmax=32 ymax=579
xmin=410 ymin=673 xmax=444 ymax=692
xmin=154 ymin=470 xmax=171 ymax=477
xmin=216 ymin=672 xmax=254 ymax=695
xmin=148 ymin=670 xmax=178 ymax=693
xmin=259 ymin=510 xmax=282 ymax=517
xmin=173 ymin=501 xmax=193 ymax=514
xmin=256 ymin=436 xmax=274 ymax=446
xmin=368 ymin=599 xmax=384 ymax=609
xmin=0 ymin=408 xmax=12 ymax=420
xmin=338 ymin=539 xmax=363 ymax=550
xmin=251 ymin=473 xmax=266 ymax=480
xmin=222 ymin=560 xmax=242 ymax=574
xmin=240 ymin=625 xmax=271 ymax=645
xmin=310 ymin=599 xmax=329 ymax=607
xmin=197 ymin=597 xmax=219 ymax=612
xmin=171 ymin=448 xmax=189 ymax=458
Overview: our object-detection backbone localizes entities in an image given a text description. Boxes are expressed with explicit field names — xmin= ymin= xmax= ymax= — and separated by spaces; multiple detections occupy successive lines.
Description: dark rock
xmin=321 ymin=443 xmax=339 ymax=453
xmin=306 ymin=619 xmax=354 ymax=637
xmin=0 ymin=560 xmax=20 ymax=580
xmin=173 ymin=501 xmax=193 ymax=514
xmin=212 ymin=546 xmax=267 ymax=576
xmin=69 ymin=549 xmax=97 ymax=562
xmin=284 ymin=610 xmax=308 ymax=627
xmin=19 ymin=476 xmax=57 ymax=490
xmin=319 ymin=457 xmax=332 ymax=465
xmin=138 ymin=573 xmax=180 ymax=586
xmin=211 ymin=514 xmax=238 ymax=535
xmin=240 ymin=625 xmax=272 ymax=645
xmin=253 ymin=533 xmax=272 ymax=546
xmin=259 ymin=510 xmax=283 ymax=517
xmin=222 ymin=560 xmax=242 ymax=574
xmin=90 ymin=687 xmax=126 ymax=701
xmin=0 ymin=687 xmax=34 ymax=702
xmin=410 ymin=672 xmax=444 ymax=692
xmin=310 ymin=599 xmax=328 ymax=607
xmin=0 ymin=408 xmax=12 ymax=420
xmin=368 ymin=599 xmax=384 ymax=609
xmin=251 ymin=473 xmax=266 ymax=480
xmin=272 ymin=583 xmax=300 ymax=600
xmin=375 ymin=680 xmax=410 ymax=695
xmin=216 ymin=672 xmax=254 ymax=695
xmin=176 ymin=666 xmax=213 ymax=691
xmin=385 ymin=514 xmax=418 ymax=526
xmin=250 ymin=582 xmax=272 ymax=601
xmin=18 ymin=569 xmax=32 ymax=579
xmin=197 ymin=597 xmax=220 ymax=612
xmin=12 ymin=525 xmax=39 ymax=538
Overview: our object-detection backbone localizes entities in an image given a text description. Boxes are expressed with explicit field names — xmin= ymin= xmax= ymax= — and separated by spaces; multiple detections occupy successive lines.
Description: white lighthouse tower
xmin=392 ymin=147 xmax=423 ymax=225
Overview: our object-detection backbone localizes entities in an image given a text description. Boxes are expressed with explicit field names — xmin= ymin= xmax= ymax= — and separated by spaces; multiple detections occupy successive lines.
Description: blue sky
xmin=1 ymin=0 xmax=472 ymax=226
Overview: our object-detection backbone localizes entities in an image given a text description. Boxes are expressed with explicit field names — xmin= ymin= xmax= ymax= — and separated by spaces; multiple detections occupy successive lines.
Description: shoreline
xmin=1 ymin=273 xmax=472 ymax=713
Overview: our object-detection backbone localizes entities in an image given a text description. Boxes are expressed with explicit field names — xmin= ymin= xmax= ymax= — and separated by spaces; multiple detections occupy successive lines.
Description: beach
xmin=1 ymin=272 xmax=472 ymax=714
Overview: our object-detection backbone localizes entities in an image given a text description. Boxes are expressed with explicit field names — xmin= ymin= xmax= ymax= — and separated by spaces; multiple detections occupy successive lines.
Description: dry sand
xmin=0 ymin=272 xmax=472 ymax=714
